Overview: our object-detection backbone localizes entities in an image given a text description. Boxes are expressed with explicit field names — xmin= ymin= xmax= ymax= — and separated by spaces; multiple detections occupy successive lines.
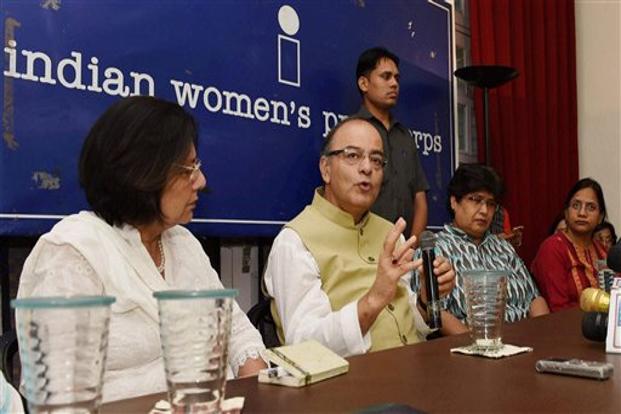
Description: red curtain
xmin=469 ymin=0 xmax=578 ymax=265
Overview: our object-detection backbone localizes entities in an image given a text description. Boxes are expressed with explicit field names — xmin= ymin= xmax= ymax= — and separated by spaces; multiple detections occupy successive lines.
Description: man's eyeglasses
xmin=464 ymin=194 xmax=497 ymax=210
xmin=569 ymin=200 xmax=599 ymax=214
xmin=175 ymin=159 xmax=202 ymax=182
xmin=323 ymin=146 xmax=387 ymax=170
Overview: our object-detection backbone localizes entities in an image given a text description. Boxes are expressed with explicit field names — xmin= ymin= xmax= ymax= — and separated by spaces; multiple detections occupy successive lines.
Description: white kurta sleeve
xmin=228 ymin=299 xmax=266 ymax=376
xmin=263 ymin=228 xmax=371 ymax=357
xmin=18 ymin=241 xmax=104 ymax=298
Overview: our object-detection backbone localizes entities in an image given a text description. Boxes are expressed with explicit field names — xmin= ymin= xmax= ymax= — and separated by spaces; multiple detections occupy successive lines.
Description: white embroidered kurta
xmin=17 ymin=212 xmax=265 ymax=402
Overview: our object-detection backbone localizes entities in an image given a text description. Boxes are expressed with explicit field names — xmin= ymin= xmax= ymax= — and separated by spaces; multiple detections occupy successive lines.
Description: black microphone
xmin=420 ymin=231 xmax=442 ymax=329
xmin=581 ymin=312 xmax=608 ymax=342
xmin=606 ymin=240 xmax=621 ymax=272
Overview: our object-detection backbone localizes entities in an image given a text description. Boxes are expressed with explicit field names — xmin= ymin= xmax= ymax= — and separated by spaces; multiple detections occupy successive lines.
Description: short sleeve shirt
xmin=413 ymin=224 xmax=540 ymax=323
xmin=353 ymin=106 xmax=429 ymax=236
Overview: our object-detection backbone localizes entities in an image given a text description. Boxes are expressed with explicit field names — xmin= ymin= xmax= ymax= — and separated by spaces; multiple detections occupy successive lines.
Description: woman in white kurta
xmin=17 ymin=96 xmax=266 ymax=402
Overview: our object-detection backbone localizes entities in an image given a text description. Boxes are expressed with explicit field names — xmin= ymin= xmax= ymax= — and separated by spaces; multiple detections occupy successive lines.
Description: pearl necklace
xmin=157 ymin=238 xmax=165 ymax=274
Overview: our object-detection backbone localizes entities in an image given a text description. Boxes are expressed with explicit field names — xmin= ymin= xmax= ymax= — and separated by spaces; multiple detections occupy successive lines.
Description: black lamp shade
xmin=454 ymin=65 xmax=519 ymax=89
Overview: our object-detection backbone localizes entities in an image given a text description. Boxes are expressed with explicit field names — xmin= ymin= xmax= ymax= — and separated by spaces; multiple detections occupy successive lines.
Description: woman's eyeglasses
xmin=175 ymin=159 xmax=202 ymax=182
xmin=464 ymin=194 xmax=497 ymax=210
xmin=569 ymin=200 xmax=599 ymax=214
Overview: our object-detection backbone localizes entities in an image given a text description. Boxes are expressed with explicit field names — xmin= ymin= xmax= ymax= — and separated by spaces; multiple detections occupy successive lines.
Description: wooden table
xmin=102 ymin=308 xmax=620 ymax=413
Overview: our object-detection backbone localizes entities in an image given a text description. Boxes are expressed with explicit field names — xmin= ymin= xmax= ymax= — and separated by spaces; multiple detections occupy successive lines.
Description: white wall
xmin=575 ymin=0 xmax=621 ymax=228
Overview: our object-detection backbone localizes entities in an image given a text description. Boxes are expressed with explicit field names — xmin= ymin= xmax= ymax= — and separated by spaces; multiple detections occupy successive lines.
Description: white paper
xmin=450 ymin=343 xmax=533 ymax=359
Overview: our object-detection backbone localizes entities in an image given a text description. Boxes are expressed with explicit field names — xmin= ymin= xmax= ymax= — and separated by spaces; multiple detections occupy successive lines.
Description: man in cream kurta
xmin=264 ymin=117 xmax=455 ymax=357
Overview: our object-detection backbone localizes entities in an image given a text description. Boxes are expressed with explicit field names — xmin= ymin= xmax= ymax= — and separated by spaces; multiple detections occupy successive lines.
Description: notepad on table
xmin=258 ymin=340 xmax=349 ymax=387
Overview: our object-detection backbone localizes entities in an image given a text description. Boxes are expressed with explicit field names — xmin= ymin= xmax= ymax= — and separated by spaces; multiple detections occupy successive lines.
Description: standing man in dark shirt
xmin=353 ymin=47 xmax=429 ymax=242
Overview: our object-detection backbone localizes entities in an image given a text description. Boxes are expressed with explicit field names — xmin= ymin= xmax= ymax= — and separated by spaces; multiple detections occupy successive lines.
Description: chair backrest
xmin=246 ymin=299 xmax=281 ymax=349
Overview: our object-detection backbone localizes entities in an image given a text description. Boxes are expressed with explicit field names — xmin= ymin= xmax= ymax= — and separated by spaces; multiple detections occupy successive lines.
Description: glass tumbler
xmin=12 ymin=295 xmax=115 ymax=414
xmin=154 ymin=289 xmax=237 ymax=414
xmin=463 ymin=270 xmax=508 ymax=351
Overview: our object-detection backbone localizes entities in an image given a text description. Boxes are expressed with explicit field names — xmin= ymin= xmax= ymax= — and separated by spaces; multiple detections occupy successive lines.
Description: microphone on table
xmin=580 ymin=288 xmax=610 ymax=313
xmin=420 ymin=231 xmax=442 ymax=329
xmin=580 ymin=288 xmax=610 ymax=343
xmin=581 ymin=244 xmax=621 ymax=343
xmin=582 ymin=312 xmax=608 ymax=342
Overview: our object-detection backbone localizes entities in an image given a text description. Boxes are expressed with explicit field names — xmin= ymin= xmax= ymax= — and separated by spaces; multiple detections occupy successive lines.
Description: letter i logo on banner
xmin=277 ymin=5 xmax=300 ymax=87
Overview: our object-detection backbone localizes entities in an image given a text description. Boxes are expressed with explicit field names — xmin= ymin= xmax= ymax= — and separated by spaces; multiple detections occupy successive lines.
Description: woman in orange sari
xmin=531 ymin=178 xmax=607 ymax=312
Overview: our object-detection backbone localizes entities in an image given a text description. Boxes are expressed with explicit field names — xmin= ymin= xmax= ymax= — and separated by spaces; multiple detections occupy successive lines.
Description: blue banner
xmin=1 ymin=0 xmax=454 ymax=236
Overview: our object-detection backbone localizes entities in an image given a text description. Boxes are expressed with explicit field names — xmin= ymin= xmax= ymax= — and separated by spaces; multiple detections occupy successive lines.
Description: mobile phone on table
xmin=535 ymin=358 xmax=613 ymax=380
